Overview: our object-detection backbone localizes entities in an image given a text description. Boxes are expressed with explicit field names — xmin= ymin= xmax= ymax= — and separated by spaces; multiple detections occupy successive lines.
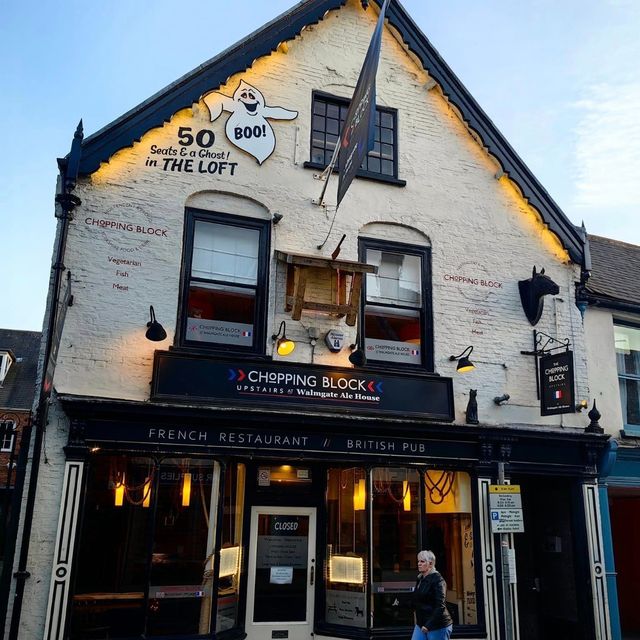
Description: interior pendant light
xmin=182 ymin=472 xmax=192 ymax=507
xmin=353 ymin=478 xmax=366 ymax=511
xmin=449 ymin=346 xmax=475 ymax=373
xmin=114 ymin=474 xmax=125 ymax=507
xmin=403 ymin=480 xmax=411 ymax=512
xmin=272 ymin=320 xmax=295 ymax=356
xmin=142 ymin=477 xmax=152 ymax=508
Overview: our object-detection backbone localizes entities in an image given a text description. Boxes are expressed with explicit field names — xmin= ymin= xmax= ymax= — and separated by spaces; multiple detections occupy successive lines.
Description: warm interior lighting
xmin=142 ymin=477 xmax=152 ymax=508
xmin=403 ymin=480 xmax=411 ymax=512
xmin=219 ymin=546 xmax=241 ymax=578
xmin=114 ymin=475 xmax=125 ymax=507
xmin=449 ymin=346 xmax=475 ymax=373
xmin=272 ymin=320 xmax=295 ymax=356
xmin=182 ymin=472 xmax=192 ymax=507
xmin=353 ymin=478 xmax=366 ymax=511
xmin=329 ymin=555 xmax=364 ymax=585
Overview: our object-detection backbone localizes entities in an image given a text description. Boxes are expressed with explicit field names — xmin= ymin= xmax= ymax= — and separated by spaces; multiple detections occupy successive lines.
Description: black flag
xmin=336 ymin=0 xmax=390 ymax=208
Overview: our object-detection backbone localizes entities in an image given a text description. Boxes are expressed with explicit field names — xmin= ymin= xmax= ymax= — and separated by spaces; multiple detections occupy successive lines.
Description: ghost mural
xmin=203 ymin=80 xmax=298 ymax=165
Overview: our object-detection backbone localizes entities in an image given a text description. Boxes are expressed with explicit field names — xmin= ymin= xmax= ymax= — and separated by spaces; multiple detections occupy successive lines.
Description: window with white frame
xmin=614 ymin=323 xmax=640 ymax=432
xmin=180 ymin=209 xmax=270 ymax=353
xmin=0 ymin=421 xmax=16 ymax=452
xmin=360 ymin=239 xmax=432 ymax=369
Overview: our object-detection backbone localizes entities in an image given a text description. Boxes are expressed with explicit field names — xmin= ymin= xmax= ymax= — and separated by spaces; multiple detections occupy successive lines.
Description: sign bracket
xmin=520 ymin=330 xmax=571 ymax=399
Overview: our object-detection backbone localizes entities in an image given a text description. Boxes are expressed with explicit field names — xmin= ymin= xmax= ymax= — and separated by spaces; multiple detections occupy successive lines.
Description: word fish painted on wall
xmin=203 ymin=80 xmax=298 ymax=164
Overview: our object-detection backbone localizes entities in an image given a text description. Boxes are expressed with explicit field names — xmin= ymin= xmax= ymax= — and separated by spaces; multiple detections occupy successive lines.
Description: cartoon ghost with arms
xmin=203 ymin=80 xmax=298 ymax=165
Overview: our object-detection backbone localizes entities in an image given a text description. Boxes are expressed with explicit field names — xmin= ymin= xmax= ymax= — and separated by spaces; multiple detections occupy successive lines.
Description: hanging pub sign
xmin=540 ymin=350 xmax=575 ymax=416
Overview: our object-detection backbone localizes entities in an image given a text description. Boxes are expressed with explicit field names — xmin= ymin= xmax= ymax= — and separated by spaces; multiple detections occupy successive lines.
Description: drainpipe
xmin=598 ymin=439 xmax=621 ymax=640
xmin=6 ymin=122 xmax=83 ymax=640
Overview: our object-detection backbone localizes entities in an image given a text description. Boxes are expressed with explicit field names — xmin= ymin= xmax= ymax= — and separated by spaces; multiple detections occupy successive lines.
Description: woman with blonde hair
xmin=411 ymin=550 xmax=453 ymax=640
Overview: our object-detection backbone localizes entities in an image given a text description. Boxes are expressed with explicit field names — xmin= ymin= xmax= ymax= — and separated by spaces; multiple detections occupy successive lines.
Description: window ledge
xmin=303 ymin=161 xmax=407 ymax=187
xmin=620 ymin=427 xmax=640 ymax=438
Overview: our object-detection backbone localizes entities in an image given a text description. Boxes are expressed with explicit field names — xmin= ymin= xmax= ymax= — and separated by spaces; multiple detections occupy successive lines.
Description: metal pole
xmin=498 ymin=462 xmax=514 ymax=640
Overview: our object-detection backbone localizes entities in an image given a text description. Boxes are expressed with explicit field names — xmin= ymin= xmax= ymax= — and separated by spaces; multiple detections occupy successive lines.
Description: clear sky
xmin=1 ymin=0 xmax=638 ymax=331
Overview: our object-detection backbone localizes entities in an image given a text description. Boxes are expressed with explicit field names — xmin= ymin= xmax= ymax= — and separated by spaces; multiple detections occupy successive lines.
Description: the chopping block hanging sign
xmin=540 ymin=350 xmax=575 ymax=416
xmin=203 ymin=80 xmax=298 ymax=164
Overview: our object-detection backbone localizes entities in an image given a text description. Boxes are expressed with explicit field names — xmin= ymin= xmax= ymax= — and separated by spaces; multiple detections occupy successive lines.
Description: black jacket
xmin=412 ymin=571 xmax=453 ymax=631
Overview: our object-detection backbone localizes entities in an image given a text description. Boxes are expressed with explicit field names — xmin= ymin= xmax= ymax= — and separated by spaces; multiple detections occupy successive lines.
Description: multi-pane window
xmin=361 ymin=239 xmax=431 ymax=368
xmin=310 ymin=93 xmax=398 ymax=178
xmin=615 ymin=324 xmax=640 ymax=432
xmin=182 ymin=210 xmax=269 ymax=353
xmin=0 ymin=421 xmax=15 ymax=452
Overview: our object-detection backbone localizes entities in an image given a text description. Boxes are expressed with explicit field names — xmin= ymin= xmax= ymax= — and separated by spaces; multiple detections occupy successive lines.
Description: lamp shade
xmin=146 ymin=306 xmax=167 ymax=341
xmin=272 ymin=321 xmax=295 ymax=356
xmin=456 ymin=356 xmax=475 ymax=373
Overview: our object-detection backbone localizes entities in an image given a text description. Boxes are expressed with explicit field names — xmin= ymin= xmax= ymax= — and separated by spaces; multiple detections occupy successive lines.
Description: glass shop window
xmin=424 ymin=470 xmax=477 ymax=625
xmin=70 ymin=456 xmax=153 ymax=638
xmin=182 ymin=209 xmax=269 ymax=354
xmin=216 ymin=463 xmax=246 ymax=632
xmin=146 ymin=458 xmax=216 ymax=636
xmin=371 ymin=467 xmax=421 ymax=627
xmin=361 ymin=239 xmax=431 ymax=369
xmin=69 ymin=456 xmax=242 ymax=639
xmin=614 ymin=323 xmax=640 ymax=433
xmin=325 ymin=468 xmax=368 ymax=628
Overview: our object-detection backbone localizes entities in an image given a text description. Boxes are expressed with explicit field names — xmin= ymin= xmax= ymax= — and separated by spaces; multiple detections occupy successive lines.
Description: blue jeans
xmin=411 ymin=623 xmax=453 ymax=640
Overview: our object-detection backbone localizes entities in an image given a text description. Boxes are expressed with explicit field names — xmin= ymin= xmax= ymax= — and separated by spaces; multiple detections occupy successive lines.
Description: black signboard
xmin=540 ymin=350 xmax=575 ymax=416
xmin=151 ymin=351 xmax=454 ymax=421
xmin=84 ymin=419 xmax=480 ymax=462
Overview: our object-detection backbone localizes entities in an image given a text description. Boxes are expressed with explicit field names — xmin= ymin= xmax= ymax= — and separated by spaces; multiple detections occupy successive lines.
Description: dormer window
xmin=0 ymin=350 xmax=15 ymax=386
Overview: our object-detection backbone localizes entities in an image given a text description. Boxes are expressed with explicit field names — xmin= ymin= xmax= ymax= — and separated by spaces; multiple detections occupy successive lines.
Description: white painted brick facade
xmin=12 ymin=1 xmax=593 ymax=636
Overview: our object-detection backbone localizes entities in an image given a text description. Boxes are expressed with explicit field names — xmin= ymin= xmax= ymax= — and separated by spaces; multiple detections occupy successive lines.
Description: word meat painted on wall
xmin=203 ymin=80 xmax=298 ymax=164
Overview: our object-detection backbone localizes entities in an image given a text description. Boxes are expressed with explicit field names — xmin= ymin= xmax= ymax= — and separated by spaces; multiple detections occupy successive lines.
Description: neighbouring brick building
xmin=6 ymin=2 xmax=613 ymax=639
xmin=0 ymin=329 xmax=40 ymax=618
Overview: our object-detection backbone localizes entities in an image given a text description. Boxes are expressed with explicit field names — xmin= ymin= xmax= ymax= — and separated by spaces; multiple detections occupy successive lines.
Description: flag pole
xmin=316 ymin=137 xmax=341 ymax=207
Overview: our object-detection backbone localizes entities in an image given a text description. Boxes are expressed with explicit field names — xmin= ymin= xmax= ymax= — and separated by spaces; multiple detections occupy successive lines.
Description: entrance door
xmin=513 ymin=477 xmax=587 ymax=640
xmin=245 ymin=507 xmax=316 ymax=640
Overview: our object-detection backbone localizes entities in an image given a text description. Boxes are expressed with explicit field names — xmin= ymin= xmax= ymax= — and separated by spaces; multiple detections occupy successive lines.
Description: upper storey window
xmin=360 ymin=239 xmax=432 ymax=370
xmin=615 ymin=323 xmax=640 ymax=433
xmin=308 ymin=92 xmax=402 ymax=183
xmin=181 ymin=209 xmax=270 ymax=354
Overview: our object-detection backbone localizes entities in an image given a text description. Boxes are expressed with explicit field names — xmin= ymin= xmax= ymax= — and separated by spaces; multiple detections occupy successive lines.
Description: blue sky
xmin=1 ymin=0 xmax=638 ymax=330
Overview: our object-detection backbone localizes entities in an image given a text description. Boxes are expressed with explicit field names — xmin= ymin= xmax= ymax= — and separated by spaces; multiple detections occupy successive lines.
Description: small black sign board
xmin=540 ymin=350 xmax=575 ymax=416
xmin=151 ymin=351 xmax=454 ymax=421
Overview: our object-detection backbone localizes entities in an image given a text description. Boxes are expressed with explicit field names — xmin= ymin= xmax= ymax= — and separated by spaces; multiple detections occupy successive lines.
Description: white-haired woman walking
xmin=411 ymin=550 xmax=453 ymax=640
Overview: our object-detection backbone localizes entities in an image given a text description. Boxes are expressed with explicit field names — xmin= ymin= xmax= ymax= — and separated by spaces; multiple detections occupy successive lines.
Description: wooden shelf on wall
xmin=275 ymin=250 xmax=377 ymax=326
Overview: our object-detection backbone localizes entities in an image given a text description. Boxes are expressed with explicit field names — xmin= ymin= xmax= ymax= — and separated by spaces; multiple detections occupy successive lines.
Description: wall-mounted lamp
xmin=575 ymin=399 xmax=589 ymax=412
xmin=272 ymin=321 xmax=295 ymax=356
xmin=449 ymin=346 xmax=475 ymax=373
xmin=272 ymin=212 xmax=283 ymax=224
xmin=145 ymin=305 xmax=167 ymax=342
xmin=493 ymin=394 xmax=510 ymax=406
xmin=348 ymin=342 xmax=366 ymax=367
